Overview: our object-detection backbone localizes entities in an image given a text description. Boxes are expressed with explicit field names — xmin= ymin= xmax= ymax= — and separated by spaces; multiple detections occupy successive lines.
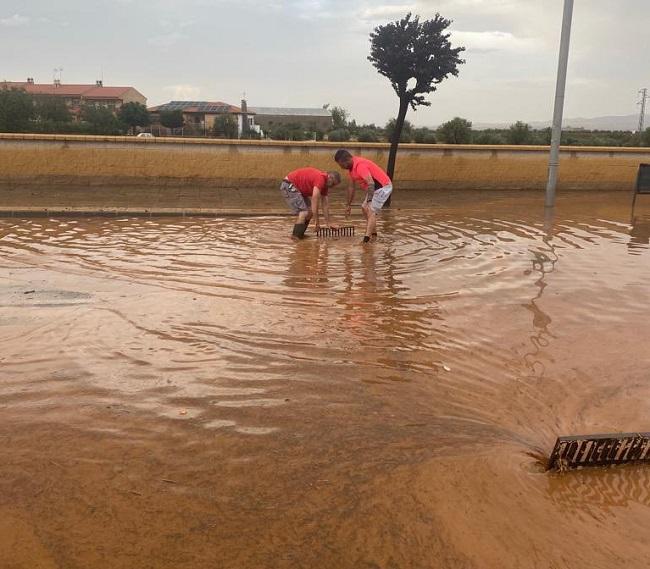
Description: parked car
xmin=136 ymin=132 xmax=154 ymax=138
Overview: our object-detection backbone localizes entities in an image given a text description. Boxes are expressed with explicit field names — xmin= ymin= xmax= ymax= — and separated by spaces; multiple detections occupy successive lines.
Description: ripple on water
xmin=0 ymin=208 xmax=650 ymax=466
xmin=2 ymin=211 xmax=648 ymax=428
xmin=2 ymin=200 xmax=650 ymax=566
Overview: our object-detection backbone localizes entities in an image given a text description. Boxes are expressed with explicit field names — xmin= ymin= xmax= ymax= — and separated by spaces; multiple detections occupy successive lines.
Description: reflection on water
xmin=2 ymin=191 xmax=650 ymax=568
xmin=521 ymin=209 xmax=557 ymax=377
xmin=549 ymin=464 xmax=650 ymax=514
xmin=629 ymin=215 xmax=650 ymax=254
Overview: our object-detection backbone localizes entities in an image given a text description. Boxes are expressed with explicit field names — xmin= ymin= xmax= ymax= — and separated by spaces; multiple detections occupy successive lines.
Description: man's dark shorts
xmin=280 ymin=180 xmax=311 ymax=214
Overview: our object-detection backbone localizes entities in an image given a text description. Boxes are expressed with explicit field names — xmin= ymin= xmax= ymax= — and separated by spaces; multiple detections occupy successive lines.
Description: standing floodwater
xmin=1 ymin=191 xmax=650 ymax=568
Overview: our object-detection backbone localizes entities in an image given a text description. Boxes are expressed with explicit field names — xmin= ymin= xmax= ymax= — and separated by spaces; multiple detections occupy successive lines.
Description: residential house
xmin=249 ymin=107 xmax=332 ymax=132
xmin=147 ymin=100 xmax=259 ymax=138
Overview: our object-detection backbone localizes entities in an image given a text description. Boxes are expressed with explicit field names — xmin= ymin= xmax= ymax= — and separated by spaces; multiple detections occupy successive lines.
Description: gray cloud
xmin=163 ymin=84 xmax=202 ymax=100
xmin=359 ymin=4 xmax=417 ymax=22
xmin=1 ymin=0 xmax=649 ymax=127
xmin=1 ymin=13 xmax=30 ymax=26
xmin=148 ymin=31 xmax=186 ymax=48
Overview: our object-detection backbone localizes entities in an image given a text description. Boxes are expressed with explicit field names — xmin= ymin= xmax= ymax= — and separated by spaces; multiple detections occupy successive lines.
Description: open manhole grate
xmin=549 ymin=433 xmax=650 ymax=471
xmin=316 ymin=226 xmax=355 ymax=238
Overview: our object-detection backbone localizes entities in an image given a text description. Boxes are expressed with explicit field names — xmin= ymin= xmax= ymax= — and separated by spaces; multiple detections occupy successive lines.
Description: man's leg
xmin=366 ymin=210 xmax=377 ymax=237
xmin=361 ymin=201 xmax=374 ymax=243
xmin=303 ymin=210 xmax=313 ymax=231
xmin=292 ymin=210 xmax=314 ymax=239
xmin=366 ymin=185 xmax=392 ymax=241
xmin=292 ymin=210 xmax=309 ymax=239
xmin=282 ymin=181 xmax=306 ymax=239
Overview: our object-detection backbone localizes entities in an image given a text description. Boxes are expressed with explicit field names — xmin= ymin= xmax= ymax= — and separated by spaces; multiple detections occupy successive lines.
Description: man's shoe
xmin=292 ymin=223 xmax=307 ymax=239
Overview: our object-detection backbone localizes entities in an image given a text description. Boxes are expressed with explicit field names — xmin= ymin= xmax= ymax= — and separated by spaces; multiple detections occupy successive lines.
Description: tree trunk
xmin=385 ymin=96 xmax=409 ymax=208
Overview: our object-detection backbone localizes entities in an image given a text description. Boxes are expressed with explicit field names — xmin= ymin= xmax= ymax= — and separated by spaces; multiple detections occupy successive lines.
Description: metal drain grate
xmin=549 ymin=433 xmax=650 ymax=471
xmin=316 ymin=226 xmax=355 ymax=238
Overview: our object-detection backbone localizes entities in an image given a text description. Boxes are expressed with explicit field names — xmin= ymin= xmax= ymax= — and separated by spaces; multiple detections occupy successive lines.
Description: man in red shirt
xmin=280 ymin=167 xmax=342 ymax=239
xmin=334 ymin=149 xmax=393 ymax=243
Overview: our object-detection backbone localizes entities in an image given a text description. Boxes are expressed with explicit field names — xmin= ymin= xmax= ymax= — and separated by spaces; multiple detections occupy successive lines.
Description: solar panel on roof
xmin=157 ymin=101 xmax=235 ymax=113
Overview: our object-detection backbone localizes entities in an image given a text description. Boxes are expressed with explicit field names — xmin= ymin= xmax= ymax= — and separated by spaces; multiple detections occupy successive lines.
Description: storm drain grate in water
xmin=316 ymin=226 xmax=355 ymax=238
xmin=549 ymin=433 xmax=650 ymax=471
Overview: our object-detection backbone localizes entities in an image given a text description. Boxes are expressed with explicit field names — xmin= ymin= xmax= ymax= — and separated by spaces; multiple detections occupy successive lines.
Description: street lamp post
xmin=545 ymin=0 xmax=574 ymax=208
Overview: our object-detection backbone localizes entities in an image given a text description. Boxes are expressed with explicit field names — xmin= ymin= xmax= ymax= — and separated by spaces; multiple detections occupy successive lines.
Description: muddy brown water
xmin=2 ymin=191 xmax=650 ymax=569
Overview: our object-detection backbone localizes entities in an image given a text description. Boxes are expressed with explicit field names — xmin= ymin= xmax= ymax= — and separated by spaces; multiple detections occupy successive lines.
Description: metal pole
xmin=545 ymin=0 xmax=574 ymax=208
xmin=638 ymin=88 xmax=648 ymax=133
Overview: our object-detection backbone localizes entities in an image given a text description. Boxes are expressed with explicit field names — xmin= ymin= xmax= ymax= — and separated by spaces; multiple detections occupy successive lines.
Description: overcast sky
xmin=2 ymin=0 xmax=649 ymax=126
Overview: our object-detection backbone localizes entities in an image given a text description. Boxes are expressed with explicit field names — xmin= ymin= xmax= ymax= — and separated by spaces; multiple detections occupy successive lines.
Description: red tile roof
xmin=1 ymin=82 xmax=143 ymax=100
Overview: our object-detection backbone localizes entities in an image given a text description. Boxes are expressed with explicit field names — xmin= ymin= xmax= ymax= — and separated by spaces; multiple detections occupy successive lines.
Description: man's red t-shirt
xmin=286 ymin=168 xmax=329 ymax=197
xmin=349 ymin=156 xmax=391 ymax=190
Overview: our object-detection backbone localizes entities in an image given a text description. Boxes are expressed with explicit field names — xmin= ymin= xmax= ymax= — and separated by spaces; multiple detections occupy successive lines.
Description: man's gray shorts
xmin=365 ymin=184 xmax=393 ymax=213
xmin=280 ymin=180 xmax=311 ymax=214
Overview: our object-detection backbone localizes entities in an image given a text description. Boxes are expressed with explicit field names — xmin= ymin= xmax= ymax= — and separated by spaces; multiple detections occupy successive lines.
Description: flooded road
xmin=2 ymin=190 xmax=650 ymax=568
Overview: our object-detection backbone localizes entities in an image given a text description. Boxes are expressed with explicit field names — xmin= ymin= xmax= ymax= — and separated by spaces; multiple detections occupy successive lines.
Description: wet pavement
xmin=1 ymin=190 xmax=650 ymax=568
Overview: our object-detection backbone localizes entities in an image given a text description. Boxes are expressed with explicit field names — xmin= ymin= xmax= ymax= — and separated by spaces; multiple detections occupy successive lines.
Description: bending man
xmin=280 ymin=167 xmax=341 ymax=239
xmin=334 ymin=149 xmax=392 ymax=243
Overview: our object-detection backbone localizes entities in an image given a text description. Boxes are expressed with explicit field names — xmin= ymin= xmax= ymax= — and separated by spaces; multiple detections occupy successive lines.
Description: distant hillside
xmin=473 ymin=114 xmax=640 ymax=131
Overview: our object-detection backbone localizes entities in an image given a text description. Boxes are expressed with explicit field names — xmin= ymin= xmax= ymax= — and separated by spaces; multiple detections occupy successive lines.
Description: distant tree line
xmin=262 ymin=105 xmax=443 ymax=143
xmin=440 ymin=117 xmax=650 ymax=147
xmin=0 ymin=86 xmax=151 ymax=135
xmin=264 ymin=106 xmax=650 ymax=147
xmin=3 ymin=86 xmax=650 ymax=146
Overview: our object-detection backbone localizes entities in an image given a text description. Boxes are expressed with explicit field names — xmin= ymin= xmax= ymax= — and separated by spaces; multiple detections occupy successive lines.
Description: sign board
xmin=637 ymin=164 xmax=650 ymax=194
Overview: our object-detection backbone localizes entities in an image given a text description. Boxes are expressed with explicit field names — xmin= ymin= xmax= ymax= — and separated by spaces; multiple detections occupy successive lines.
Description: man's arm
xmin=345 ymin=183 xmax=356 ymax=217
xmin=322 ymin=195 xmax=337 ymax=228
xmin=354 ymin=164 xmax=376 ymax=204
xmin=322 ymin=195 xmax=330 ymax=226
xmin=363 ymin=174 xmax=376 ymax=203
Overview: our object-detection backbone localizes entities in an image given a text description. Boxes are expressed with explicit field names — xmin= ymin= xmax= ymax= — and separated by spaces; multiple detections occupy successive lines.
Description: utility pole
xmin=545 ymin=0 xmax=574 ymax=208
xmin=638 ymin=88 xmax=649 ymax=133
